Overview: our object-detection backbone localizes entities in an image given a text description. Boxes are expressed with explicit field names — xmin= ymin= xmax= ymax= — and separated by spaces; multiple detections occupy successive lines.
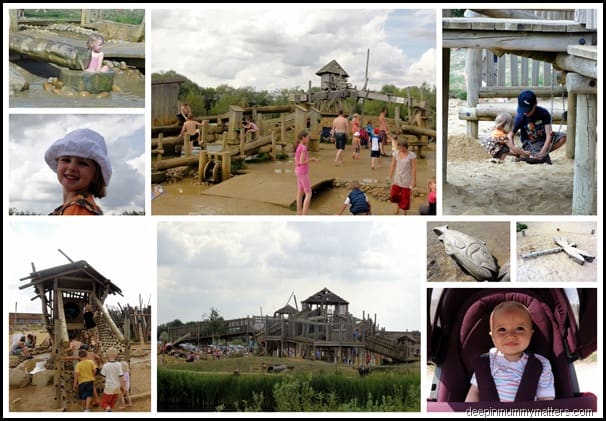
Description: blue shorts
xmin=335 ymin=133 xmax=347 ymax=150
xmin=78 ymin=381 xmax=95 ymax=400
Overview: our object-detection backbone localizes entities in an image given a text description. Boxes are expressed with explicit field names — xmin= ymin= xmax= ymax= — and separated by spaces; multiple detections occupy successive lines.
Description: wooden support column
xmin=183 ymin=134 xmax=191 ymax=156
xmin=465 ymin=47 xmax=482 ymax=139
xmin=569 ymin=73 xmax=597 ymax=215
xmin=198 ymin=150 xmax=208 ymax=181
xmin=294 ymin=105 xmax=308 ymax=137
xmin=221 ymin=152 xmax=231 ymax=181
xmin=256 ymin=113 xmax=263 ymax=137
xmin=442 ymin=47 xmax=450 ymax=184
xmin=280 ymin=113 xmax=287 ymax=145
xmin=566 ymin=93 xmax=576 ymax=159
xmin=201 ymin=120 xmax=209 ymax=146
xmin=228 ymin=105 xmax=244 ymax=142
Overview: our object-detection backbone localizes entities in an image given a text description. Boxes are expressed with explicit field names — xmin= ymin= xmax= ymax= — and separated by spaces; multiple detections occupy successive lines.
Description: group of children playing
xmin=64 ymin=303 xmax=132 ymax=412
xmin=72 ymin=346 xmax=132 ymax=412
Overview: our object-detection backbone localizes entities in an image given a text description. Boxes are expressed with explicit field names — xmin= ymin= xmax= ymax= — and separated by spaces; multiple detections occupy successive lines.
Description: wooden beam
xmin=555 ymin=53 xmax=597 ymax=79
xmin=443 ymin=17 xmax=590 ymax=33
xmin=443 ymin=31 xmax=592 ymax=52
xmin=566 ymin=73 xmax=597 ymax=94
xmin=479 ymin=86 xmax=566 ymax=98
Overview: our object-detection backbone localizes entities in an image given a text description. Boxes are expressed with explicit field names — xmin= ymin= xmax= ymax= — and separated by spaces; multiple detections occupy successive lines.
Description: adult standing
xmin=331 ymin=110 xmax=349 ymax=166
xmin=378 ymin=106 xmax=389 ymax=156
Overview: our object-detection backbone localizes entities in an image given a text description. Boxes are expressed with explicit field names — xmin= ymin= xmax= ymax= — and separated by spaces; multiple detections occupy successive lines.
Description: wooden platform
xmin=202 ymin=173 xmax=334 ymax=209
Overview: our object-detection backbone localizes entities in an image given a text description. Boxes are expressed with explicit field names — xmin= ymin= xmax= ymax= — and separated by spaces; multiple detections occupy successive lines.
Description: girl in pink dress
xmin=294 ymin=130 xmax=318 ymax=215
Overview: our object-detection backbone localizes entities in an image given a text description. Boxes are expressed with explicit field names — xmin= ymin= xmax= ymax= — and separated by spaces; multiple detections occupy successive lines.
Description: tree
xmin=202 ymin=307 xmax=227 ymax=343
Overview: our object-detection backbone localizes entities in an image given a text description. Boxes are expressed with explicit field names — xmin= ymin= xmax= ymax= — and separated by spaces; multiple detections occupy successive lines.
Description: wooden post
xmin=198 ymin=150 xmax=208 ymax=181
xmin=239 ymin=127 xmax=245 ymax=156
xmin=571 ymin=90 xmax=596 ymax=214
xmin=9 ymin=9 xmax=18 ymax=32
xmin=294 ymin=105 xmax=307 ymax=138
xmin=221 ymin=152 xmax=231 ymax=181
xmin=497 ymin=54 xmax=506 ymax=87
xmin=465 ymin=47 xmax=482 ymax=139
xmin=280 ymin=113 xmax=287 ymax=146
xmin=566 ymin=93 xmax=576 ymax=159
xmin=257 ymin=113 xmax=263 ymax=137
xmin=442 ymin=47 xmax=450 ymax=184
xmin=407 ymin=87 xmax=412 ymax=122
xmin=183 ymin=134 xmax=191 ymax=156
xmin=394 ymin=106 xmax=401 ymax=133
xmin=510 ymin=55 xmax=519 ymax=86
xmin=157 ymin=133 xmax=164 ymax=160
xmin=228 ymin=105 xmax=244 ymax=142
xmin=201 ymin=120 xmax=209 ymax=146
xmin=270 ymin=132 xmax=276 ymax=160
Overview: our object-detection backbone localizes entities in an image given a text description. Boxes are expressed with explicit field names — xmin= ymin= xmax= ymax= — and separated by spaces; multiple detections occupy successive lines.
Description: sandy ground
xmin=443 ymin=99 xmax=596 ymax=216
xmin=8 ymin=343 xmax=151 ymax=413
xmin=427 ymin=221 xmax=510 ymax=282
xmin=152 ymin=140 xmax=436 ymax=215
xmin=517 ymin=221 xmax=597 ymax=282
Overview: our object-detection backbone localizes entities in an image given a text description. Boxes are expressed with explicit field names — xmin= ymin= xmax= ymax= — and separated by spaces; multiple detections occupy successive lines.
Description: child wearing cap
xmin=45 ymin=128 xmax=112 ymax=215
xmin=507 ymin=90 xmax=567 ymax=165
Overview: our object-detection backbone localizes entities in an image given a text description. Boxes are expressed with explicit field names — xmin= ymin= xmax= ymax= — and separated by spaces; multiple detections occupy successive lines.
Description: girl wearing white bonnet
xmin=45 ymin=128 xmax=112 ymax=215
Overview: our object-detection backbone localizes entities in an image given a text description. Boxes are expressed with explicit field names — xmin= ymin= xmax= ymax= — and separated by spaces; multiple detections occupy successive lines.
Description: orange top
xmin=50 ymin=195 xmax=103 ymax=215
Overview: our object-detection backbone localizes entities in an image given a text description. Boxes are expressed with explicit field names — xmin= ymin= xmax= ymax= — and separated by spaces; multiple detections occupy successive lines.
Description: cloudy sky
xmin=5 ymin=219 xmax=155 ymax=315
xmin=8 ymin=114 xmax=145 ymax=215
xmin=152 ymin=7 xmax=436 ymax=91
xmin=158 ymin=220 xmax=423 ymax=332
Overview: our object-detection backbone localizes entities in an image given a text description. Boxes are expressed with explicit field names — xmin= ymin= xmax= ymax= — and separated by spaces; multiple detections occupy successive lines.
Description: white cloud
xmin=158 ymin=220 xmax=423 ymax=331
xmin=8 ymin=115 xmax=145 ymax=215
xmin=5 ymin=220 xmax=155 ymax=315
xmin=152 ymin=8 xmax=435 ymax=91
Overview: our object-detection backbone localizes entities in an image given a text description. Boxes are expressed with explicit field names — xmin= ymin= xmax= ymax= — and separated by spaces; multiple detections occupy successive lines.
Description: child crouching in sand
xmin=481 ymin=112 xmax=529 ymax=163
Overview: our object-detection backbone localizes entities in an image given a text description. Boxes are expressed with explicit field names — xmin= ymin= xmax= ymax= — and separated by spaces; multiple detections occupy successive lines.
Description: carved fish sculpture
xmin=433 ymin=225 xmax=499 ymax=281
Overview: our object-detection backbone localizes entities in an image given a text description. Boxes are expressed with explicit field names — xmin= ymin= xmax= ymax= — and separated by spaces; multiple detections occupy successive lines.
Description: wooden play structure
xmin=18 ymin=255 xmax=129 ymax=410
xmin=163 ymin=288 xmax=419 ymax=365
xmin=442 ymin=9 xmax=598 ymax=214
xmin=151 ymin=59 xmax=435 ymax=185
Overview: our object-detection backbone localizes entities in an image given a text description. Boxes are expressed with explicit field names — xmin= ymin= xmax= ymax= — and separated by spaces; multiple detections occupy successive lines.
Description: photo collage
xmin=3 ymin=4 xmax=602 ymax=418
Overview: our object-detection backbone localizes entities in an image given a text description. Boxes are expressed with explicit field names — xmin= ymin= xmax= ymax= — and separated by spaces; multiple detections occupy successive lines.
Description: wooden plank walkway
xmin=202 ymin=173 xmax=334 ymax=209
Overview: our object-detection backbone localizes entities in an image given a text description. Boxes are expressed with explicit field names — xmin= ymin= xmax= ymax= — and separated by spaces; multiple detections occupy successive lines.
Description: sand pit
xmin=443 ymin=99 xmax=595 ymax=216
xmin=517 ymin=221 xmax=597 ymax=282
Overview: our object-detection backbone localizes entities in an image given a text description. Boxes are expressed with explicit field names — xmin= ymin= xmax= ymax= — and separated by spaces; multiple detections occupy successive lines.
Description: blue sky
xmin=152 ymin=7 xmax=436 ymax=91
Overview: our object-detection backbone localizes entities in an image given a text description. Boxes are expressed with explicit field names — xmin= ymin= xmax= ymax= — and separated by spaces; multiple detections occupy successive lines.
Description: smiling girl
xmin=45 ymin=128 xmax=112 ymax=215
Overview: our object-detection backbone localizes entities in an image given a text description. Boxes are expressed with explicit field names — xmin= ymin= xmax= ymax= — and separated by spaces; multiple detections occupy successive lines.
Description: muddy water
xmin=152 ymin=142 xmax=436 ymax=216
xmin=427 ymin=221 xmax=510 ymax=282
xmin=10 ymin=73 xmax=144 ymax=108
xmin=517 ymin=221 xmax=597 ymax=282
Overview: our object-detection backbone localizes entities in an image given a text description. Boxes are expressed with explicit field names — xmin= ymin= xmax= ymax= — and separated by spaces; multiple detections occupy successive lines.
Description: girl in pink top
xmin=294 ymin=130 xmax=318 ymax=215
xmin=86 ymin=33 xmax=110 ymax=72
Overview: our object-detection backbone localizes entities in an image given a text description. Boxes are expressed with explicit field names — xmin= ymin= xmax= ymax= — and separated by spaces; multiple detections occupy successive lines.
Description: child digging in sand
xmin=481 ymin=112 xmax=529 ymax=163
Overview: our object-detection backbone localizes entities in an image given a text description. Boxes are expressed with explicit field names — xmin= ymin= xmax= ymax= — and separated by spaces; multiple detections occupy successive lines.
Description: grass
xmin=21 ymin=9 xmax=144 ymax=25
xmin=158 ymin=358 xmax=421 ymax=412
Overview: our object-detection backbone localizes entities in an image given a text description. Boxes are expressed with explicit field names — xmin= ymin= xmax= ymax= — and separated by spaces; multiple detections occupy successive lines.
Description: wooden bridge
xmin=164 ymin=315 xmax=416 ymax=363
